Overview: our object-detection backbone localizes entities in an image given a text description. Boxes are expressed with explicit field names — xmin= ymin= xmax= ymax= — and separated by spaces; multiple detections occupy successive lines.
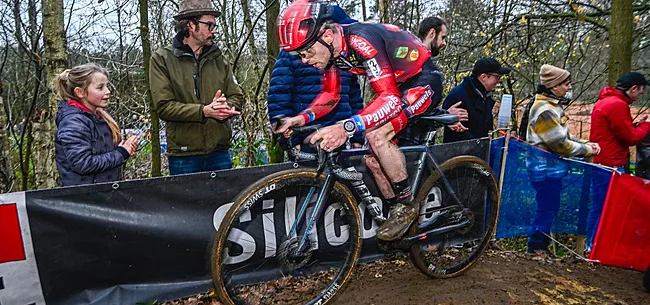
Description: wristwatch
xmin=340 ymin=119 xmax=356 ymax=138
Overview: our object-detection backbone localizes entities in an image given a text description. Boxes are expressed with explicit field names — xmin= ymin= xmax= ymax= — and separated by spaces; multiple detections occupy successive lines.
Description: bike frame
xmin=291 ymin=130 xmax=468 ymax=254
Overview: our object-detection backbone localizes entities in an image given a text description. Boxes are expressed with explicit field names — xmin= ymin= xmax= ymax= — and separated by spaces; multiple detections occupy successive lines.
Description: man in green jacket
xmin=149 ymin=0 xmax=244 ymax=175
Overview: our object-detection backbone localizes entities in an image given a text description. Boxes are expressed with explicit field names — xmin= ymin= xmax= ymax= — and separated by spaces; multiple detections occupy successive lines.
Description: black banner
xmin=23 ymin=139 xmax=489 ymax=304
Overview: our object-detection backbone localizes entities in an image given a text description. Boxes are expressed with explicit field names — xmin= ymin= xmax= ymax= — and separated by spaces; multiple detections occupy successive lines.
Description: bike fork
xmin=292 ymin=174 xmax=335 ymax=255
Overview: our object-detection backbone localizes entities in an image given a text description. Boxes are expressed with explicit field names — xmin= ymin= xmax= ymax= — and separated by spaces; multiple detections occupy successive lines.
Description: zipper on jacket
xmin=193 ymin=57 xmax=201 ymax=100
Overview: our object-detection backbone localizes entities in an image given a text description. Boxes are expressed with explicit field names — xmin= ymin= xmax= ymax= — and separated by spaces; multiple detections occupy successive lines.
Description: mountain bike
xmin=211 ymin=114 xmax=500 ymax=305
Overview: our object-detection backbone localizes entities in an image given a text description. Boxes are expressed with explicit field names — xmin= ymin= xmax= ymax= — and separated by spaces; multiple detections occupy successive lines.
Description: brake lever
xmin=316 ymin=142 xmax=327 ymax=172
xmin=271 ymin=115 xmax=287 ymax=134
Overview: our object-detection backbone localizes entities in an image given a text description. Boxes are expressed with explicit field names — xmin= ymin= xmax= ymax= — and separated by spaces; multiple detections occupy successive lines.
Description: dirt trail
xmin=168 ymin=250 xmax=649 ymax=305
xmin=335 ymin=250 xmax=649 ymax=305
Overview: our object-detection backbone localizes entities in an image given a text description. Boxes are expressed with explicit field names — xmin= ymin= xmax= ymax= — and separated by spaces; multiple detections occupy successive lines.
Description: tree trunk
xmin=266 ymin=0 xmax=284 ymax=164
xmin=361 ymin=0 xmax=367 ymax=21
xmin=42 ymin=0 xmax=68 ymax=188
xmin=0 ymin=96 xmax=15 ymax=193
xmin=32 ymin=114 xmax=57 ymax=189
xmin=139 ymin=0 xmax=161 ymax=177
xmin=241 ymin=0 xmax=261 ymax=76
xmin=378 ymin=0 xmax=389 ymax=23
xmin=608 ymin=0 xmax=633 ymax=86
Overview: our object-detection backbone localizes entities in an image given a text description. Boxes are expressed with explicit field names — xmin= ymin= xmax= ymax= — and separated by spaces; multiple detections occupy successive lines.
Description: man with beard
xmin=362 ymin=15 xmax=467 ymax=216
xmin=150 ymin=0 xmax=243 ymax=175
xmin=417 ymin=16 xmax=447 ymax=58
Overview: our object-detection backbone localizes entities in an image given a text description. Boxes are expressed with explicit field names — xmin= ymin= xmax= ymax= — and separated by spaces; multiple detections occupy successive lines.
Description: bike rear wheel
xmin=409 ymin=155 xmax=500 ymax=279
xmin=212 ymin=169 xmax=362 ymax=305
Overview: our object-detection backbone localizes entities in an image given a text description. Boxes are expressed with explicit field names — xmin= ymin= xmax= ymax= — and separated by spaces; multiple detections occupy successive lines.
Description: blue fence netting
xmin=489 ymin=136 xmax=613 ymax=249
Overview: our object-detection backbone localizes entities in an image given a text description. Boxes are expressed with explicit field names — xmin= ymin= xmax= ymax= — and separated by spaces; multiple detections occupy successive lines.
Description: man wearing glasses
xmin=274 ymin=0 xmax=466 ymax=241
xmin=149 ymin=0 xmax=243 ymax=175
xmin=442 ymin=57 xmax=511 ymax=143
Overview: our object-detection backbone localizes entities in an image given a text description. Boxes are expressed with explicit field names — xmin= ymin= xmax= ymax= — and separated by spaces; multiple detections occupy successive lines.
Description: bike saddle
xmin=419 ymin=114 xmax=459 ymax=128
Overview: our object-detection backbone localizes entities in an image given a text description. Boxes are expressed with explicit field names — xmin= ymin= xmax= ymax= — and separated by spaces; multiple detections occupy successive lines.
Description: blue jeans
xmin=527 ymin=177 xmax=562 ymax=252
xmin=168 ymin=150 xmax=233 ymax=175
xmin=585 ymin=167 xmax=621 ymax=252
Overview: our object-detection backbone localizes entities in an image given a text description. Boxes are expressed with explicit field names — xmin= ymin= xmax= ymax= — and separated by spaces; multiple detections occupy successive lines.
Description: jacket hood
xmin=598 ymin=86 xmax=633 ymax=104
xmin=56 ymin=100 xmax=88 ymax=125
xmin=331 ymin=5 xmax=357 ymax=25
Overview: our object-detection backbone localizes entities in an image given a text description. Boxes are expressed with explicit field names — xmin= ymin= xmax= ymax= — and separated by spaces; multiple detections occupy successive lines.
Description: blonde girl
xmin=53 ymin=63 xmax=139 ymax=186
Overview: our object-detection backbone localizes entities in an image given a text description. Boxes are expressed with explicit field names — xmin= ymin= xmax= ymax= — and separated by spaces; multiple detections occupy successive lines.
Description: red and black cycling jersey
xmin=298 ymin=22 xmax=434 ymax=133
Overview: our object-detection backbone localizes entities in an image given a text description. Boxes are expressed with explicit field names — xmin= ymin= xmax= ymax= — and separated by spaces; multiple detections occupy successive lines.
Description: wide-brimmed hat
xmin=174 ymin=0 xmax=221 ymax=21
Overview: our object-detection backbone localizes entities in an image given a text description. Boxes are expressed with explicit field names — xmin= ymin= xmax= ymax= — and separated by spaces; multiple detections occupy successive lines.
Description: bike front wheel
xmin=409 ymin=155 xmax=500 ymax=279
xmin=212 ymin=169 xmax=362 ymax=305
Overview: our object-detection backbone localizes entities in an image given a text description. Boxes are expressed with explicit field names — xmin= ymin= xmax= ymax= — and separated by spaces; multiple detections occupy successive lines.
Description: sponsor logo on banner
xmin=395 ymin=47 xmax=408 ymax=59
xmin=409 ymin=49 xmax=419 ymax=61
xmin=213 ymin=196 xmax=390 ymax=265
xmin=0 ymin=193 xmax=46 ymax=305
xmin=0 ymin=204 xmax=25 ymax=263
xmin=349 ymin=35 xmax=377 ymax=57
xmin=366 ymin=58 xmax=382 ymax=78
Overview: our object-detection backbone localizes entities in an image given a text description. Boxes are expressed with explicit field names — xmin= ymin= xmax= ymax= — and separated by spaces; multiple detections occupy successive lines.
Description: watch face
xmin=344 ymin=120 xmax=355 ymax=132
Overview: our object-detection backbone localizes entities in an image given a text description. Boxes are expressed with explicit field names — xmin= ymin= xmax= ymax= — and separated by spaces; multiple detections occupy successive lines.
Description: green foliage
xmin=497 ymin=234 xmax=584 ymax=258
xmin=267 ymin=136 xmax=285 ymax=164
xmin=230 ymin=137 xmax=270 ymax=167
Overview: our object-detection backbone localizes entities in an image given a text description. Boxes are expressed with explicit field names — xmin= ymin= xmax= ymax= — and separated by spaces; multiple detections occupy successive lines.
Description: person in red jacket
xmin=587 ymin=71 xmax=650 ymax=252
xmin=591 ymin=72 xmax=650 ymax=168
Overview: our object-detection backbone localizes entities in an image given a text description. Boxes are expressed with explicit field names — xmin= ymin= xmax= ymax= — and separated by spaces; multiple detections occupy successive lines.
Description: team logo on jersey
xmin=348 ymin=53 xmax=359 ymax=66
xmin=409 ymin=49 xmax=419 ymax=61
xmin=366 ymin=58 xmax=382 ymax=78
xmin=395 ymin=47 xmax=408 ymax=59
xmin=349 ymin=35 xmax=378 ymax=57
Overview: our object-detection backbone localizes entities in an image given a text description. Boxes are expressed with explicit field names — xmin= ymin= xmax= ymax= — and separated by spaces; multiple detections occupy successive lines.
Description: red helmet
xmin=277 ymin=0 xmax=331 ymax=52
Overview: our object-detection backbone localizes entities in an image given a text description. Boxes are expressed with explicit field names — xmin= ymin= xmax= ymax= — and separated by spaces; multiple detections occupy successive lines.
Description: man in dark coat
xmin=442 ymin=57 xmax=511 ymax=143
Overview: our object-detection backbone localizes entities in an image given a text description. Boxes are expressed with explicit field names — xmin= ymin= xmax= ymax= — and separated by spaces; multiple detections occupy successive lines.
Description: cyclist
xmin=274 ymin=0 xmax=460 ymax=241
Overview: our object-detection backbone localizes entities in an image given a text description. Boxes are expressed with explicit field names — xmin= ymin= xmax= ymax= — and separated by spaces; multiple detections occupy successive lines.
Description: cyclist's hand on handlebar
xmin=274 ymin=115 xmax=306 ymax=138
xmin=447 ymin=101 xmax=468 ymax=122
xmin=310 ymin=124 xmax=348 ymax=152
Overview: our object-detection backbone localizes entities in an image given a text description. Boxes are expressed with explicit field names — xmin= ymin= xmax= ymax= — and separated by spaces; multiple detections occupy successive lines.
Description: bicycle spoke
xmin=410 ymin=157 xmax=499 ymax=279
xmin=213 ymin=170 xmax=361 ymax=305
